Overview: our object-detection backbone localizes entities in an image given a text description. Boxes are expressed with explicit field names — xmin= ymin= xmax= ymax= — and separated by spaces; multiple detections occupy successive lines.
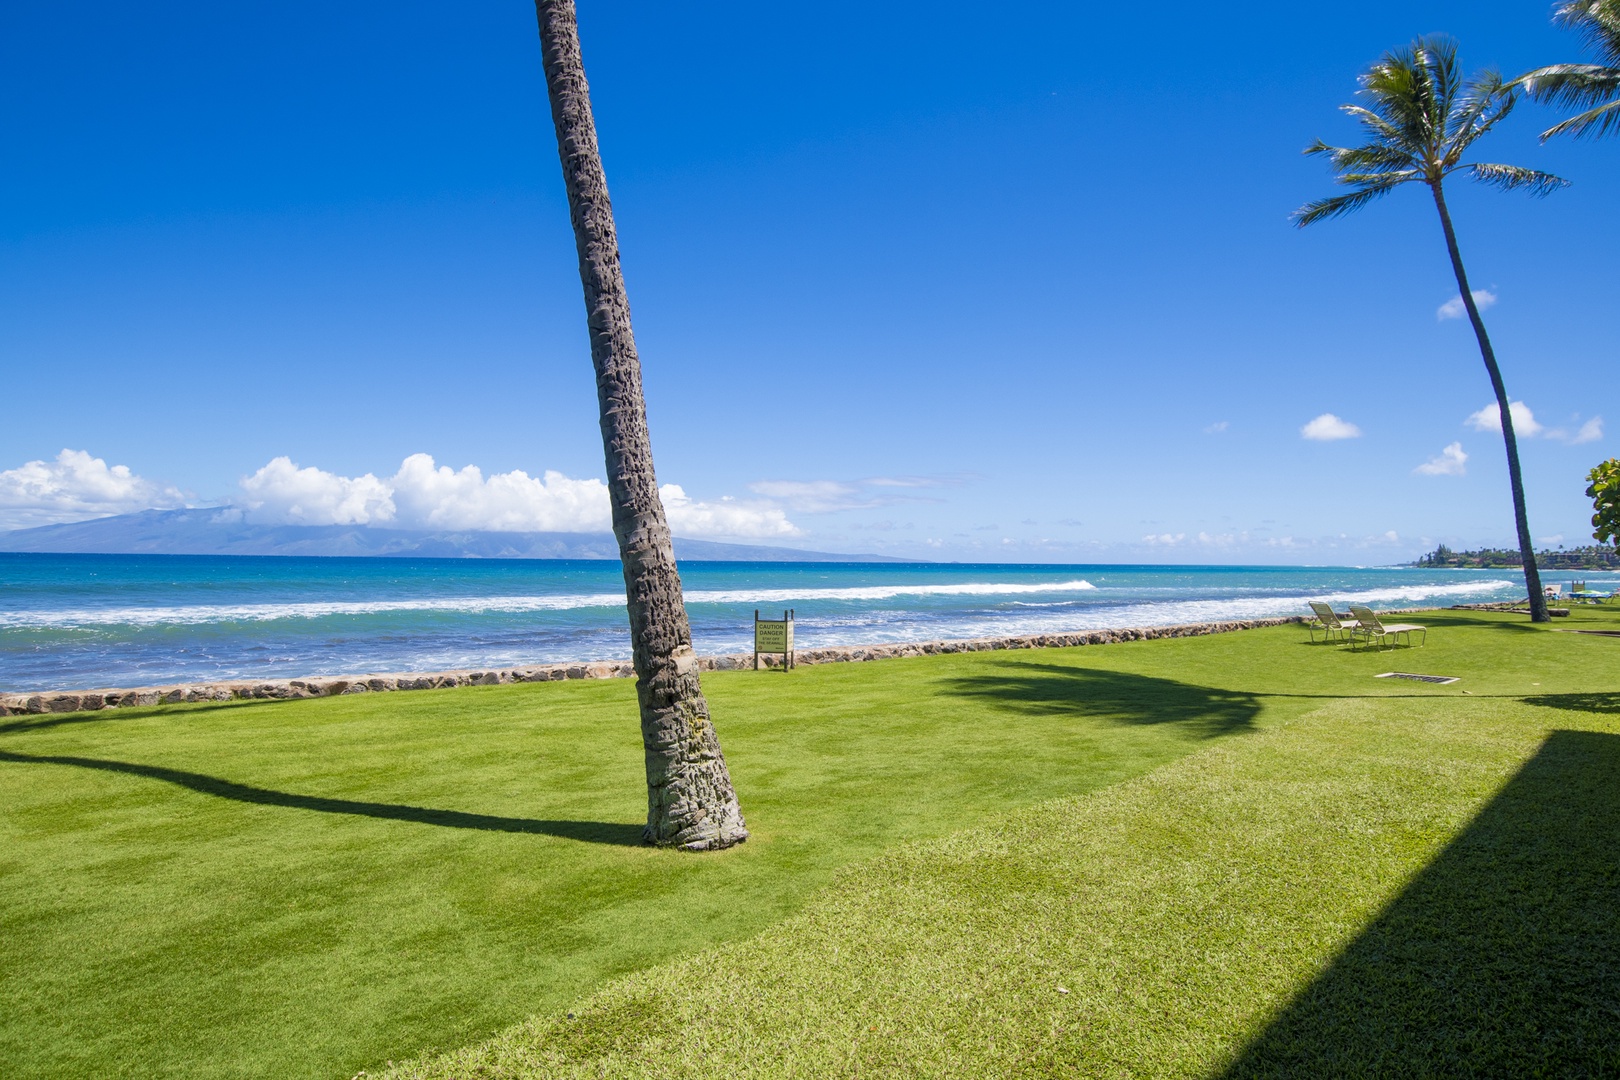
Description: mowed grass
xmin=389 ymin=607 xmax=1620 ymax=1079
xmin=3 ymin=607 xmax=1619 ymax=1077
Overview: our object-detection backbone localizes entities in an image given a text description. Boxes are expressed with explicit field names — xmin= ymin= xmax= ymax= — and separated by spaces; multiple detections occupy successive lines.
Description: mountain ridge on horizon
xmin=0 ymin=508 xmax=913 ymax=563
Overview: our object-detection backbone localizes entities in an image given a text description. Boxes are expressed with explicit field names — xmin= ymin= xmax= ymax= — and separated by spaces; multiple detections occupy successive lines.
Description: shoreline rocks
xmin=0 ymin=617 xmax=1301 ymax=717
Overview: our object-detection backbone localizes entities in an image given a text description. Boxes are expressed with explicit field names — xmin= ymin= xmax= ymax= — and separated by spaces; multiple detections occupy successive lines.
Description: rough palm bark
xmin=533 ymin=0 xmax=747 ymax=850
xmin=1430 ymin=185 xmax=1548 ymax=619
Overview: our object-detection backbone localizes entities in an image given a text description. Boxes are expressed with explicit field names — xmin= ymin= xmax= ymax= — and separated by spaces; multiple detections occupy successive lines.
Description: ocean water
xmin=0 ymin=552 xmax=1592 ymax=692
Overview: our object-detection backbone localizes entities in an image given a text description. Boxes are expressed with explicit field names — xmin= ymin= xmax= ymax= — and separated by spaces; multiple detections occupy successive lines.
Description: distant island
xmin=1414 ymin=543 xmax=1620 ymax=570
xmin=0 ymin=508 xmax=911 ymax=563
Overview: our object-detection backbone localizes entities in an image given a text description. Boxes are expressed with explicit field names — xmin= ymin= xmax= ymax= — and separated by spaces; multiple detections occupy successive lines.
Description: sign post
xmin=754 ymin=609 xmax=794 ymax=670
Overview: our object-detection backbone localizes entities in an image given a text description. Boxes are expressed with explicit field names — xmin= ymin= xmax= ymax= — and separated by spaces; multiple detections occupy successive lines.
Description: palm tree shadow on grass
xmin=1524 ymin=692 xmax=1620 ymax=715
xmin=943 ymin=662 xmax=1261 ymax=739
xmin=0 ymin=695 xmax=394 ymax=737
xmin=1414 ymin=614 xmax=1545 ymax=632
xmin=1222 ymin=729 xmax=1620 ymax=1077
xmin=0 ymin=711 xmax=163 ymax=737
xmin=0 ymin=749 xmax=644 ymax=847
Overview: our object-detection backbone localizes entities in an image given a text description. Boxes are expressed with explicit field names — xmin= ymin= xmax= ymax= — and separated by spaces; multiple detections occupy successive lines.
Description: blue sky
xmin=1 ymin=1 xmax=1615 ymax=562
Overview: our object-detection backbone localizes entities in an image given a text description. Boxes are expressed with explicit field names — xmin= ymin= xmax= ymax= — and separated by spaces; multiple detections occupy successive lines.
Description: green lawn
xmin=3 ymin=607 xmax=1619 ymax=1077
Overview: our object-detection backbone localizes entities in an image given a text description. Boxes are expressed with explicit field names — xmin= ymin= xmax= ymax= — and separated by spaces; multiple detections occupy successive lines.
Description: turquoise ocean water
xmin=1 ymin=553 xmax=1601 ymax=692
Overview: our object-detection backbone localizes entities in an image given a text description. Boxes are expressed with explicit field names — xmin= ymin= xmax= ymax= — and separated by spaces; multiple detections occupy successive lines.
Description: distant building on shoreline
xmin=1415 ymin=543 xmax=1620 ymax=570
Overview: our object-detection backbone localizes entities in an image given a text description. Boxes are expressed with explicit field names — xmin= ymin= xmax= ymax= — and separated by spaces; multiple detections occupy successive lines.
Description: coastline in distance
xmin=0 ymin=508 xmax=909 ymax=563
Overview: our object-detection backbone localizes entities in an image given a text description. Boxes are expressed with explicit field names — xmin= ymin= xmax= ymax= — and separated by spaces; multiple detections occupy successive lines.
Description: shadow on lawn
xmin=1 ymin=714 xmax=102 ymax=736
xmin=1411 ymin=614 xmax=1544 ymax=632
xmin=0 ymin=711 xmax=163 ymax=737
xmin=944 ymin=663 xmax=1259 ymax=738
xmin=1222 ymin=729 xmax=1620 ymax=1077
xmin=1524 ymin=692 xmax=1620 ymax=716
xmin=0 ymin=696 xmax=323 ymax=736
xmin=0 ymin=749 xmax=644 ymax=846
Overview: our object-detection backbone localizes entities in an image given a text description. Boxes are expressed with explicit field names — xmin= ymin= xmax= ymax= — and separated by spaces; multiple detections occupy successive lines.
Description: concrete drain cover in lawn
xmin=1375 ymin=672 xmax=1460 ymax=685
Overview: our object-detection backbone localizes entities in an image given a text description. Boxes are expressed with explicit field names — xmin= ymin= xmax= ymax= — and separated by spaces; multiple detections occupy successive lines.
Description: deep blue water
xmin=0 ymin=552 xmax=1587 ymax=691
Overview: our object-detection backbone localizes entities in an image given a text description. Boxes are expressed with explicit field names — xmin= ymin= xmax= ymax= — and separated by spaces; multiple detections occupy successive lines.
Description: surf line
xmin=0 ymin=615 xmax=1300 ymax=716
xmin=0 ymin=580 xmax=1104 ymax=628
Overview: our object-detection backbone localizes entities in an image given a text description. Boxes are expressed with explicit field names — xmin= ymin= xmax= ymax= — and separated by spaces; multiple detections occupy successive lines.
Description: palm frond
xmin=1409 ymin=38 xmax=1462 ymax=152
xmin=1291 ymin=179 xmax=1408 ymax=228
xmin=1297 ymin=36 xmax=1557 ymax=224
xmin=1306 ymin=138 xmax=1418 ymax=173
xmin=1541 ymin=96 xmax=1620 ymax=138
xmin=1553 ymin=0 xmax=1620 ymax=67
xmin=1359 ymin=47 xmax=1433 ymax=148
xmin=1337 ymin=170 xmax=1421 ymax=187
xmin=1421 ymin=37 xmax=1465 ymax=116
xmin=1515 ymin=1 xmax=1620 ymax=139
xmin=1340 ymin=104 xmax=1409 ymax=145
xmin=1445 ymin=70 xmax=1515 ymax=164
xmin=1464 ymin=163 xmax=1571 ymax=195
xmin=1516 ymin=63 xmax=1620 ymax=108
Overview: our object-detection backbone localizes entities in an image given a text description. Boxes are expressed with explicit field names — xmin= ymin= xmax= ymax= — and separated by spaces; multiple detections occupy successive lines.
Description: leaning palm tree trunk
xmin=1430 ymin=183 xmax=1549 ymax=620
xmin=534 ymin=0 xmax=748 ymax=849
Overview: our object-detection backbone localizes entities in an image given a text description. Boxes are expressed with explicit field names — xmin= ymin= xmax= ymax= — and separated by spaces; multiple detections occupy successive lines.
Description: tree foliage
xmin=1292 ymin=38 xmax=1567 ymax=226
xmin=1294 ymin=37 xmax=1562 ymax=622
xmin=1587 ymin=458 xmax=1620 ymax=544
xmin=1515 ymin=0 xmax=1620 ymax=139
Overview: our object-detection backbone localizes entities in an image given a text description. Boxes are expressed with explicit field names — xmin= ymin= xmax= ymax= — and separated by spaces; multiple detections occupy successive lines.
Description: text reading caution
xmin=755 ymin=621 xmax=792 ymax=653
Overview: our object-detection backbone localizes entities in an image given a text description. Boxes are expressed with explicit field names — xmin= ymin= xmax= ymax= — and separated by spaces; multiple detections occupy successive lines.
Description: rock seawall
xmin=0 ymin=617 xmax=1301 ymax=717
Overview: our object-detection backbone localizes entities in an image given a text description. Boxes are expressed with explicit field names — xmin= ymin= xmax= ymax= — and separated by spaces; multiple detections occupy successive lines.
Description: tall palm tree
xmin=1294 ymin=38 xmax=1567 ymax=622
xmin=533 ymin=0 xmax=748 ymax=849
xmin=1515 ymin=0 xmax=1620 ymax=140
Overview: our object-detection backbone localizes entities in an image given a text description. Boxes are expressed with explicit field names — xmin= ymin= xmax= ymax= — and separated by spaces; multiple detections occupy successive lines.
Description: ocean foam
xmin=682 ymin=579 xmax=1098 ymax=604
xmin=0 ymin=570 xmax=1531 ymax=688
xmin=0 ymin=577 xmax=1514 ymax=634
xmin=707 ymin=578 xmax=1520 ymax=650
xmin=0 ymin=579 xmax=1100 ymax=628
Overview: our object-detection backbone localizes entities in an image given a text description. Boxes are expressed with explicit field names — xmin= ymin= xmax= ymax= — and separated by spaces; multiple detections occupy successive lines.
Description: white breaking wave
xmin=697 ymin=579 xmax=1522 ymax=651
xmin=1075 ymin=579 xmax=1514 ymax=630
xmin=0 ymin=579 xmax=1099 ymax=629
xmin=682 ymin=579 xmax=1097 ymax=604
xmin=1307 ymin=580 xmax=1514 ymax=605
xmin=0 ymin=594 xmax=631 ymax=628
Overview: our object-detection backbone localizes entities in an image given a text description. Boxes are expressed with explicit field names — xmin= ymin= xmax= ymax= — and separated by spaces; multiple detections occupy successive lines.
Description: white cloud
xmin=749 ymin=480 xmax=853 ymax=501
xmin=1301 ymin=413 xmax=1363 ymax=441
xmin=389 ymin=454 xmax=610 ymax=532
xmin=1415 ymin=442 xmax=1468 ymax=476
xmin=748 ymin=475 xmax=958 ymax=513
xmin=861 ymin=475 xmax=960 ymax=489
xmin=1547 ymin=416 xmax=1603 ymax=445
xmin=237 ymin=455 xmax=797 ymax=539
xmin=1204 ymin=421 xmax=1230 ymax=434
xmin=660 ymin=485 xmax=799 ymax=538
xmin=1124 ymin=528 xmax=1406 ymax=557
xmin=1437 ymin=289 xmax=1497 ymax=320
xmin=239 ymin=457 xmax=396 ymax=526
xmin=1465 ymin=401 xmax=1542 ymax=437
xmin=0 ymin=449 xmax=186 ymax=530
xmin=747 ymin=479 xmax=875 ymax=513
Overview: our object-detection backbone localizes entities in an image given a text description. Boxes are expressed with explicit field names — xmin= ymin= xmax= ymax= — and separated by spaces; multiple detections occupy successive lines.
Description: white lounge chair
xmin=1347 ymin=604 xmax=1426 ymax=650
xmin=1306 ymin=600 xmax=1358 ymax=644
